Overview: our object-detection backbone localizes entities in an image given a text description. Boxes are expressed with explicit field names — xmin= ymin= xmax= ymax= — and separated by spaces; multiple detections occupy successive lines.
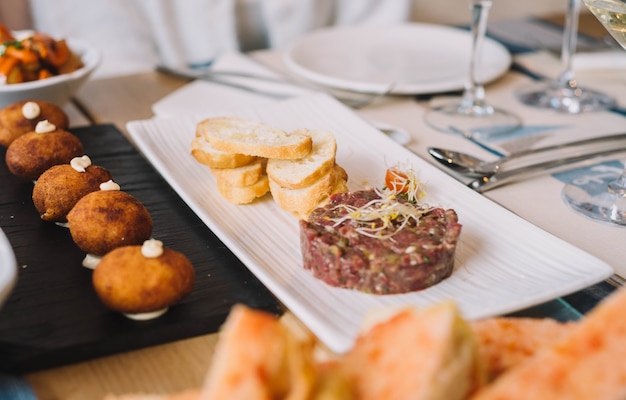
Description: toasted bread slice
xmin=270 ymin=164 xmax=348 ymax=220
xmin=216 ymin=173 xmax=270 ymax=204
xmin=104 ymin=389 xmax=200 ymax=400
xmin=190 ymin=135 xmax=255 ymax=169
xmin=197 ymin=117 xmax=312 ymax=159
xmin=266 ymin=129 xmax=337 ymax=189
xmin=201 ymin=305 xmax=318 ymax=400
xmin=473 ymin=288 xmax=626 ymax=399
xmin=201 ymin=304 xmax=289 ymax=399
xmin=336 ymin=303 xmax=486 ymax=400
xmin=211 ymin=157 xmax=267 ymax=187
xmin=471 ymin=317 xmax=574 ymax=380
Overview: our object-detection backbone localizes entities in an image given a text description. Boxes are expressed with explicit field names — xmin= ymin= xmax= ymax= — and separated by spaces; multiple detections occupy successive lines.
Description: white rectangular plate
xmin=127 ymin=93 xmax=613 ymax=354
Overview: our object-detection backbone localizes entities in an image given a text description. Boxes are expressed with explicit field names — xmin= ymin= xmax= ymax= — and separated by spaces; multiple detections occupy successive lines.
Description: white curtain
xmin=29 ymin=0 xmax=410 ymax=78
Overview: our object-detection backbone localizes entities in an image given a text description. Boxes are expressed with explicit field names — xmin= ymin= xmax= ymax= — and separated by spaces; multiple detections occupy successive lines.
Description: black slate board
xmin=0 ymin=124 xmax=283 ymax=374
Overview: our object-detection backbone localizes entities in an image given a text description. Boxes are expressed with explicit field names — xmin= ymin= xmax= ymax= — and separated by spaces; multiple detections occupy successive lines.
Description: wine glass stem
xmin=607 ymin=169 xmax=626 ymax=224
xmin=461 ymin=0 xmax=492 ymax=112
xmin=557 ymin=0 xmax=580 ymax=87
xmin=608 ymin=169 xmax=626 ymax=196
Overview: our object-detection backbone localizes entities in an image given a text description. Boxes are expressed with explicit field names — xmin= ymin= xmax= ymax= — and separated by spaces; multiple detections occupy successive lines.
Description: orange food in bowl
xmin=0 ymin=24 xmax=83 ymax=85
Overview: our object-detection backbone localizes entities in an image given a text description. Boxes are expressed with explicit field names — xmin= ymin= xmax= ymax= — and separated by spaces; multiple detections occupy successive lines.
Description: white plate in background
xmin=127 ymin=93 xmax=612 ymax=354
xmin=283 ymin=23 xmax=511 ymax=95
xmin=0 ymin=228 xmax=17 ymax=310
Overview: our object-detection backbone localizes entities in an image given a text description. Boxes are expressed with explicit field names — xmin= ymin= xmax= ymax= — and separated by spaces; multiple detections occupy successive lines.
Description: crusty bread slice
xmin=200 ymin=304 xmax=289 ymax=399
xmin=104 ymin=389 xmax=200 ymax=400
xmin=200 ymin=304 xmax=318 ymax=400
xmin=211 ymin=157 xmax=267 ymax=187
xmin=190 ymin=135 xmax=256 ymax=169
xmin=216 ymin=173 xmax=270 ymax=205
xmin=471 ymin=317 xmax=574 ymax=381
xmin=266 ymin=128 xmax=337 ymax=189
xmin=336 ymin=303 xmax=486 ymax=400
xmin=197 ymin=117 xmax=312 ymax=159
xmin=472 ymin=288 xmax=626 ymax=400
xmin=270 ymin=164 xmax=348 ymax=220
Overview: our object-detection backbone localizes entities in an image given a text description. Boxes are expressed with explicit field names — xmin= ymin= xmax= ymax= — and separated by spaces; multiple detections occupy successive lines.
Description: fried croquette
xmin=0 ymin=99 xmax=69 ymax=147
xmin=32 ymin=163 xmax=114 ymax=222
xmin=92 ymin=240 xmax=195 ymax=317
xmin=5 ymin=128 xmax=84 ymax=180
xmin=67 ymin=190 xmax=153 ymax=256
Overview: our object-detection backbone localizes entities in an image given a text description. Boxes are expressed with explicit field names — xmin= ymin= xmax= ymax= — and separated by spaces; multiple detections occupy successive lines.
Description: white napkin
xmin=152 ymin=51 xmax=314 ymax=117
xmin=574 ymin=50 xmax=626 ymax=70
xmin=152 ymin=51 xmax=411 ymax=143
xmin=515 ymin=49 xmax=626 ymax=78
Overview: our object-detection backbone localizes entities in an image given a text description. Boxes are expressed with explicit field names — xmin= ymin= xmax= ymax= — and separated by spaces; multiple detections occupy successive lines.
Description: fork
xmin=155 ymin=64 xmax=395 ymax=109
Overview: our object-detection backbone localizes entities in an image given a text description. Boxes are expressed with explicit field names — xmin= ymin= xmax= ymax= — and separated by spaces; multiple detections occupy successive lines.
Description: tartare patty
xmin=299 ymin=189 xmax=461 ymax=294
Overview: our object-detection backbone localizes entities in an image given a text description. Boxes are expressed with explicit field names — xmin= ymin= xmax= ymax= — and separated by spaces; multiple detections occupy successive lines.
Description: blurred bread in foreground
xmin=103 ymin=287 xmax=626 ymax=399
xmin=335 ymin=303 xmax=485 ymax=400
xmin=473 ymin=288 xmax=626 ymax=399
xmin=104 ymin=390 xmax=200 ymax=400
xmin=471 ymin=317 xmax=574 ymax=380
xmin=200 ymin=304 xmax=319 ymax=400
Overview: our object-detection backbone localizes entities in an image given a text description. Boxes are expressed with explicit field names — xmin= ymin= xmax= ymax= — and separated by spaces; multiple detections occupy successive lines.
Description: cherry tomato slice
xmin=385 ymin=169 xmax=409 ymax=193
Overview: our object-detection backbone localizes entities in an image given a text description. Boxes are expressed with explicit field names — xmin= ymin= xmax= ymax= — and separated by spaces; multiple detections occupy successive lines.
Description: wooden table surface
xmin=20 ymin=13 xmax=621 ymax=399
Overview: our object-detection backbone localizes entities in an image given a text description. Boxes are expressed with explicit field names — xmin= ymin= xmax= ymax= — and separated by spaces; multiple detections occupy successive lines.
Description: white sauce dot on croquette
xmin=82 ymin=253 xmax=102 ymax=269
xmin=124 ymin=308 xmax=169 ymax=321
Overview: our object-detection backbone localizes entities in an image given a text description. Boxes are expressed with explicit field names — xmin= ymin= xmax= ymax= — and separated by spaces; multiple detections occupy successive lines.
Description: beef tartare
xmin=299 ymin=185 xmax=461 ymax=294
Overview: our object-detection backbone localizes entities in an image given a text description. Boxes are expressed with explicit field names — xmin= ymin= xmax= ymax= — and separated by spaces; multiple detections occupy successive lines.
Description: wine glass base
xmin=516 ymin=80 xmax=615 ymax=114
xmin=562 ymin=180 xmax=626 ymax=226
xmin=425 ymin=102 xmax=521 ymax=138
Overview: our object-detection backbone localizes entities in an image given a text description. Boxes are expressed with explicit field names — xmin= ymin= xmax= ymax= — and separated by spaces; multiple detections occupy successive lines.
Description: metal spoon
xmin=467 ymin=147 xmax=626 ymax=193
xmin=429 ymin=132 xmax=626 ymax=178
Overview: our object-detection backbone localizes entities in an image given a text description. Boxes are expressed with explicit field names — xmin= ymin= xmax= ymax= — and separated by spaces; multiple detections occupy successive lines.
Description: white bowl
xmin=0 ymin=34 xmax=101 ymax=108
xmin=0 ymin=228 xmax=17 ymax=310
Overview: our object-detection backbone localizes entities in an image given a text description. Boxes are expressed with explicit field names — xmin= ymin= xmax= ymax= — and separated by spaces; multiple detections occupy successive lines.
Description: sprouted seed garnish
xmin=329 ymin=166 xmax=433 ymax=240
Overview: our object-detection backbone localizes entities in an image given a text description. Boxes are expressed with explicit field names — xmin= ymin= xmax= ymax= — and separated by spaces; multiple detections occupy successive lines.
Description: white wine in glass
xmin=561 ymin=0 xmax=626 ymax=225
xmin=424 ymin=0 xmax=521 ymax=137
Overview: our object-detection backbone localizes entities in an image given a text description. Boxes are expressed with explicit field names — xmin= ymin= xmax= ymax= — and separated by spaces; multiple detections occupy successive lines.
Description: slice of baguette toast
xmin=472 ymin=288 xmax=626 ymax=399
xmin=190 ymin=135 xmax=256 ymax=169
xmin=211 ymin=157 xmax=267 ymax=187
xmin=216 ymin=173 xmax=270 ymax=204
xmin=197 ymin=117 xmax=312 ymax=159
xmin=266 ymin=128 xmax=337 ymax=189
xmin=270 ymin=164 xmax=348 ymax=220
xmin=336 ymin=303 xmax=486 ymax=400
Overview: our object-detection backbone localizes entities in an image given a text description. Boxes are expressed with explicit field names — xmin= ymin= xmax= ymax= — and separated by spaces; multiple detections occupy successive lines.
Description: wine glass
xmin=516 ymin=0 xmax=615 ymax=114
xmin=561 ymin=0 xmax=626 ymax=225
xmin=424 ymin=0 xmax=521 ymax=137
